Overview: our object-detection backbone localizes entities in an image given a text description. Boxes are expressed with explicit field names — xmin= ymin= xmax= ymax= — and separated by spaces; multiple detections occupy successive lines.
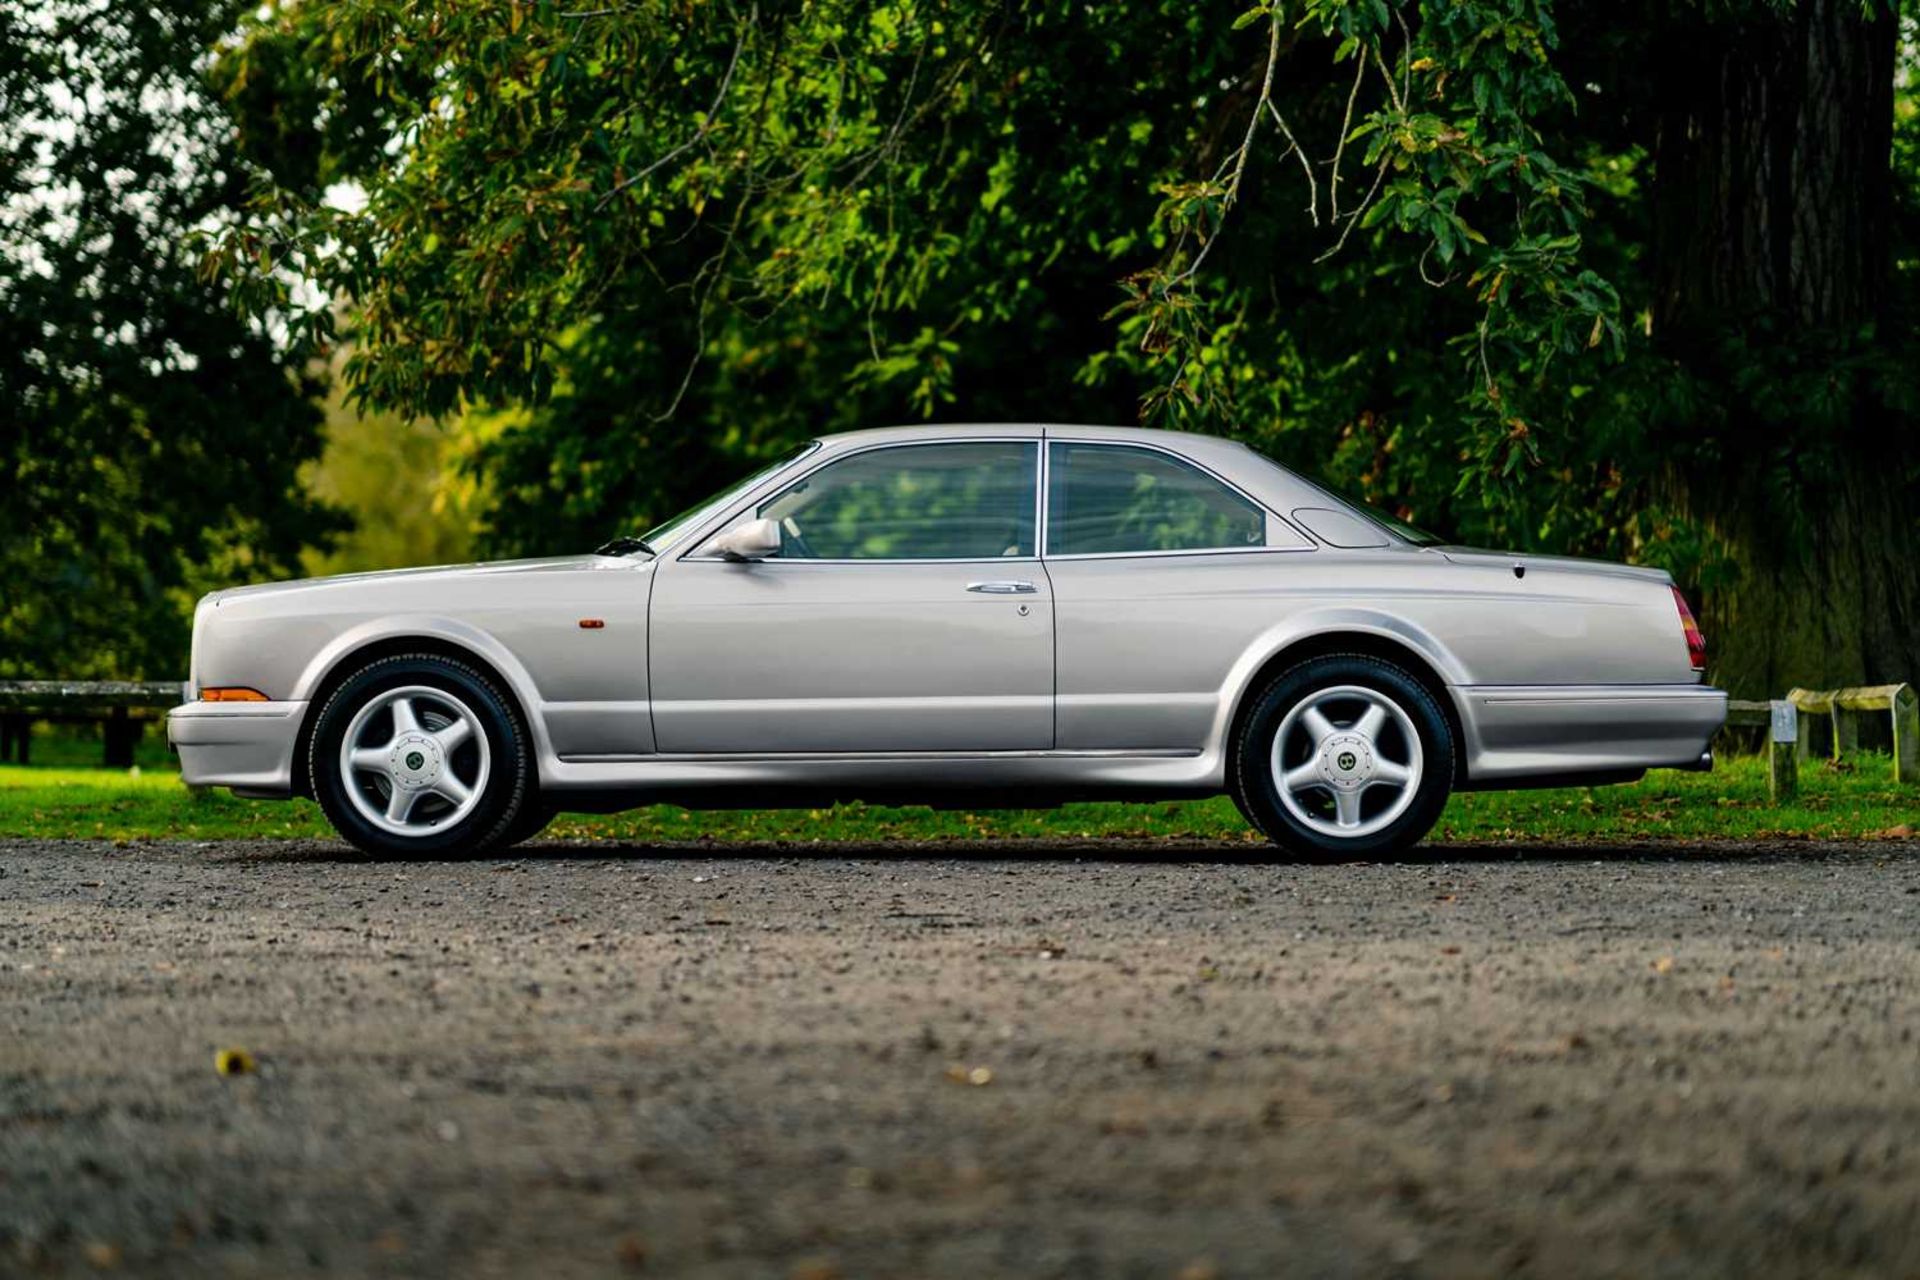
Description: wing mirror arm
xmin=702 ymin=517 xmax=783 ymax=562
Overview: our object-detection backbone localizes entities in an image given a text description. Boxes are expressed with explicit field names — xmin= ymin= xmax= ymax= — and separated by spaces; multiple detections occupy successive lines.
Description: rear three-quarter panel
xmin=1048 ymin=546 xmax=1698 ymax=754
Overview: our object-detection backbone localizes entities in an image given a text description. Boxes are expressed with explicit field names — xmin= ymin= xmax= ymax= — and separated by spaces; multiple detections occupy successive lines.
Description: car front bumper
xmin=1450 ymin=684 xmax=1728 ymax=786
xmin=166 ymin=701 xmax=306 ymax=798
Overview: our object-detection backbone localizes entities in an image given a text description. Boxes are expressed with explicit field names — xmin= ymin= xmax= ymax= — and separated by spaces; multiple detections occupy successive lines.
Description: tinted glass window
xmin=758 ymin=441 xmax=1037 ymax=560
xmin=1047 ymin=443 xmax=1267 ymax=555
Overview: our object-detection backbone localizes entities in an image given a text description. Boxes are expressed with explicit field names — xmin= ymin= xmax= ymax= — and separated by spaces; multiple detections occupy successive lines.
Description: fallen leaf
xmin=945 ymin=1064 xmax=994 ymax=1086
xmin=615 ymin=1235 xmax=647 ymax=1269
xmin=1652 ymin=956 xmax=1674 ymax=975
xmin=214 ymin=1048 xmax=256 ymax=1077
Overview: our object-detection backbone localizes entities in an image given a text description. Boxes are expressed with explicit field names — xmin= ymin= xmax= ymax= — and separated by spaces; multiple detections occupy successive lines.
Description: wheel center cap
xmin=1318 ymin=734 xmax=1375 ymax=789
xmin=389 ymin=734 xmax=443 ymax=789
xmin=1336 ymin=751 xmax=1357 ymax=770
xmin=405 ymin=750 xmax=425 ymax=770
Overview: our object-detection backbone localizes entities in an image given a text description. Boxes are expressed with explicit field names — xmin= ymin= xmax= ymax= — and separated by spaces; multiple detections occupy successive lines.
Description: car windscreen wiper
xmin=593 ymin=536 xmax=656 ymax=557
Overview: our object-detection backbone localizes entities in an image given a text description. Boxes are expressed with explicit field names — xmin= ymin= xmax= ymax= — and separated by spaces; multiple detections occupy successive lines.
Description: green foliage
xmin=299 ymin=371 xmax=481 ymax=577
xmin=8 ymin=0 xmax=1907 ymax=688
xmin=0 ymin=3 xmax=339 ymax=679
xmin=202 ymin=0 xmax=1670 ymax=561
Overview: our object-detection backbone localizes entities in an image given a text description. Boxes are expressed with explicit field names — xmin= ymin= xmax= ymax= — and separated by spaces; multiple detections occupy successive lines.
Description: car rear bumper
xmin=1450 ymin=684 xmax=1727 ymax=786
xmin=166 ymin=701 xmax=306 ymax=798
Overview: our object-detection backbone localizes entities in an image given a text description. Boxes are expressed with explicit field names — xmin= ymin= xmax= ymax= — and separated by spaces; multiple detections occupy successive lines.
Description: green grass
xmin=1 ymin=747 xmax=1913 ymax=844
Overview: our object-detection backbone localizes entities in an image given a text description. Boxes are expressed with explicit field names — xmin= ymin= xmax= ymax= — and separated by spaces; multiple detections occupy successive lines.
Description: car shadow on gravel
xmin=200 ymin=837 xmax=1877 ymax=867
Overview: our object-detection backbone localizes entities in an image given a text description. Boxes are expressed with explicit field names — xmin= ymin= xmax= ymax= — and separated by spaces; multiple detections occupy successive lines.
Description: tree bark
xmin=1653 ymin=0 xmax=1893 ymax=337
xmin=1650 ymin=0 xmax=1915 ymax=697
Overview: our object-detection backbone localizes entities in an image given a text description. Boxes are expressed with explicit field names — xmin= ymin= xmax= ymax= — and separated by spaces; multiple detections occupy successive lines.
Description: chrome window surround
xmin=676 ymin=430 xmax=1322 ymax=567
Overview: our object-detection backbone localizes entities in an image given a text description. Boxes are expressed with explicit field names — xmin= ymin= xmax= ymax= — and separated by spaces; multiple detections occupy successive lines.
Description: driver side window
xmin=758 ymin=441 xmax=1038 ymax=560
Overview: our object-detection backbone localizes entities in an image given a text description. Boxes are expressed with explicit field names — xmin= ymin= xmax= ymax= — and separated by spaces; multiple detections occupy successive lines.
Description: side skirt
xmin=537 ymin=747 xmax=1225 ymax=804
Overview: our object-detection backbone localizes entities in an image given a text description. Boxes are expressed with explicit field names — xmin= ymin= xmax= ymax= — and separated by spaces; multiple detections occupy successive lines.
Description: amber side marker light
xmin=200 ymin=687 xmax=269 ymax=702
xmin=1671 ymin=587 xmax=1707 ymax=672
xmin=578 ymin=618 xmax=606 ymax=629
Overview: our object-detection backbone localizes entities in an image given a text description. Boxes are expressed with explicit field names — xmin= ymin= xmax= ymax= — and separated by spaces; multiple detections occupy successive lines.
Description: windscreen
xmin=635 ymin=443 xmax=820 ymax=552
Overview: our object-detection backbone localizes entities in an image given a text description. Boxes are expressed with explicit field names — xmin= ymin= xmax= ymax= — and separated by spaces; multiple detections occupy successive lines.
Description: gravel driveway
xmin=3 ymin=837 xmax=1919 ymax=1278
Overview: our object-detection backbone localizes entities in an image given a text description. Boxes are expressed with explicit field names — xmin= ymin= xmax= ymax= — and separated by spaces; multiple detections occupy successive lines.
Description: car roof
xmin=812 ymin=421 xmax=1252 ymax=452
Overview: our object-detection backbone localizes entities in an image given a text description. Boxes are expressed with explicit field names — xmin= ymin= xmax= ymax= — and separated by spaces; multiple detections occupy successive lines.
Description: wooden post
xmin=1769 ymin=699 xmax=1798 ymax=803
xmin=1895 ymin=684 xmax=1919 ymax=785
xmin=1830 ymin=702 xmax=1858 ymax=760
xmin=1788 ymin=688 xmax=1816 ymax=764
xmin=102 ymin=707 xmax=139 ymax=768
xmin=0 ymin=714 xmax=26 ymax=764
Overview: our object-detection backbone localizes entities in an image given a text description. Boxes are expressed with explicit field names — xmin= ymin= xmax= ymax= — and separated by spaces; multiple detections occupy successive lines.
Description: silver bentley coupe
xmin=169 ymin=423 xmax=1726 ymax=859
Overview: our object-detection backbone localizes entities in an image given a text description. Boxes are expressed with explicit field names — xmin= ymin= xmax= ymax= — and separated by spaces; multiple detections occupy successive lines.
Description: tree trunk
xmin=1650 ymin=0 xmax=1916 ymax=698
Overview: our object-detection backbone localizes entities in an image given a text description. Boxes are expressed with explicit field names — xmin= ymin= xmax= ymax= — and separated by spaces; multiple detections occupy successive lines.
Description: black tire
xmin=309 ymin=653 xmax=533 ymax=858
xmin=1232 ymin=654 xmax=1453 ymax=861
xmin=499 ymin=799 xmax=558 ymax=849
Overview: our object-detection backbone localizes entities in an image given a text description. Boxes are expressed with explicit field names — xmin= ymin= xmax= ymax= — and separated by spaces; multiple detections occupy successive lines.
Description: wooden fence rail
xmin=0 ymin=681 xmax=184 ymax=767
xmin=1787 ymin=684 xmax=1918 ymax=782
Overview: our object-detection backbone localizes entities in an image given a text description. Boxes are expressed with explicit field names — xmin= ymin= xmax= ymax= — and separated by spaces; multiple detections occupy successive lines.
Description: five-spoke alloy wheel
xmin=310 ymin=654 xmax=534 ymax=858
xmin=1235 ymin=654 xmax=1453 ymax=860
xmin=338 ymin=685 xmax=492 ymax=836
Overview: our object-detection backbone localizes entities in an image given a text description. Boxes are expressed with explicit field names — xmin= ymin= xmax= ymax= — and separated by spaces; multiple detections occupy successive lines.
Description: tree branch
xmin=596 ymin=7 xmax=755 ymax=211
xmin=1328 ymin=51 xmax=1366 ymax=221
xmin=1170 ymin=11 xmax=1283 ymax=284
xmin=1315 ymin=156 xmax=1389 ymax=263
xmin=1265 ymin=99 xmax=1320 ymax=227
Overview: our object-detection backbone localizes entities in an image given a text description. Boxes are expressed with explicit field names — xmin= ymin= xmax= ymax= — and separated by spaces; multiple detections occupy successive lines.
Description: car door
xmin=648 ymin=437 xmax=1054 ymax=753
xmin=1041 ymin=438 xmax=1314 ymax=752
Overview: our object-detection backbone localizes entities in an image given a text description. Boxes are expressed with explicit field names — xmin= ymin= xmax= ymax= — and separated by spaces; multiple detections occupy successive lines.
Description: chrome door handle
xmin=967 ymin=580 xmax=1037 ymax=594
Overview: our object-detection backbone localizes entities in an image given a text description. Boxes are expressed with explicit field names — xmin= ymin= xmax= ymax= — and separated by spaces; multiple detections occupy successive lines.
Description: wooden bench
xmin=0 ymin=681 xmax=186 ymax=767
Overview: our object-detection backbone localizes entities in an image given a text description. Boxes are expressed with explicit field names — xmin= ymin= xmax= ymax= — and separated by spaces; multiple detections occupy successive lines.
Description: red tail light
xmin=1672 ymin=587 xmax=1706 ymax=672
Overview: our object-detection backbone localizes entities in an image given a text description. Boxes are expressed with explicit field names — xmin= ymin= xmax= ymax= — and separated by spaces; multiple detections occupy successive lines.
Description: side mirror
xmin=703 ymin=517 xmax=782 ymax=562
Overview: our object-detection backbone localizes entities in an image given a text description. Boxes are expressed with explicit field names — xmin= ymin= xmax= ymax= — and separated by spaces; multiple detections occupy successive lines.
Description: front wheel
xmin=1233 ymin=655 xmax=1454 ymax=861
xmin=309 ymin=654 xmax=534 ymax=858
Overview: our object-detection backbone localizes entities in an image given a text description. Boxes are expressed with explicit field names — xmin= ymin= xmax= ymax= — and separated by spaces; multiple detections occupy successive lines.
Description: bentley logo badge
xmin=405 ymin=751 xmax=426 ymax=771
xmin=1336 ymin=751 xmax=1357 ymax=770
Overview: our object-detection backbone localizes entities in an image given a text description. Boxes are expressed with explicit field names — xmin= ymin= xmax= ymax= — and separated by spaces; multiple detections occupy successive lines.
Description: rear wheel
xmin=309 ymin=654 xmax=532 ymax=858
xmin=1233 ymin=654 xmax=1453 ymax=861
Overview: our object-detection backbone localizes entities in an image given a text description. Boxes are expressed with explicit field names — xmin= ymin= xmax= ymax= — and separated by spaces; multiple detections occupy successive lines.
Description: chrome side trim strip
xmin=558 ymin=747 xmax=1204 ymax=764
